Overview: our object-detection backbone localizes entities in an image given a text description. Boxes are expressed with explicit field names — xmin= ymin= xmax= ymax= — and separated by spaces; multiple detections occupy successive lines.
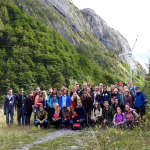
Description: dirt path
xmin=13 ymin=129 xmax=78 ymax=150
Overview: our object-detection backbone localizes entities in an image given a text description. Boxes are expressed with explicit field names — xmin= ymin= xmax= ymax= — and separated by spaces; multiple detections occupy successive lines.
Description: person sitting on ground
xmin=72 ymin=99 xmax=86 ymax=126
xmin=113 ymin=106 xmax=126 ymax=129
xmin=125 ymin=104 xmax=139 ymax=129
xmin=81 ymin=91 xmax=93 ymax=126
xmin=71 ymin=92 xmax=80 ymax=110
xmin=114 ymin=98 xmax=124 ymax=113
xmin=91 ymin=102 xmax=103 ymax=126
xmin=52 ymin=103 xmax=62 ymax=128
xmin=102 ymin=101 xmax=115 ymax=126
xmin=101 ymin=85 xmax=111 ymax=107
xmin=35 ymin=105 xmax=48 ymax=129
xmin=62 ymin=106 xmax=78 ymax=129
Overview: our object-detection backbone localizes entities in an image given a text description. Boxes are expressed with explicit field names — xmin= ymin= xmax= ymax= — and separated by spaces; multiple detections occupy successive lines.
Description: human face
xmin=95 ymin=103 xmax=99 ymax=108
xmin=73 ymin=86 xmax=76 ymax=91
xmin=19 ymin=90 xmax=23 ymax=95
xmin=49 ymin=88 xmax=52 ymax=94
xmin=128 ymin=81 xmax=132 ymax=87
xmin=36 ymin=87 xmax=40 ymax=93
xmin=87 ymin=88 xmax=91 ymax=93
xmin=125 ymin=105 xmax=130 ymax=111
xmin=117 ymin=107 xmax=121 ymax=114
xmin=95 ymin=86 xmax=99 ymax=92
xmin=115 ymin=99 xmax=119 ymax=105
xmin=104 ymin=101 xmax=109 ymax=107
xmin=39 ymin=106 xmax=43 ymax=112
xmin=73 ymin=93 xmax=77 ymax=98
xmin=89 ymin=84 xmax=92 ymax=88
xmin=83 ymin=93 xmax=88 ymax=97
xmin=136 ymin=89 xmax=140 ymax=93
xmin=124 ymin=91 xmax=128 ymax=96
xmin=8 ymin=90 xmax=13 ymax=95
xmin=53 ymin=89 xmax=56 ymax=94
xmin=99 ymin=83 xmax=103 ymax=88
xmin=64 ymin=89 xmax=67 ymax=94
xmin=77 ymin=100 xmax=82 ymax=106
xmin=103 ymin=86 xmax=107 ymax=91
xmin=111 ymin=98 xmax=115 ymax=104
xmin=114 ymin=83 xmax=118 ymax=88
xmin=29 ymin=92 xmax=33 ymax=97
xmin=119 ymin=87 xmax=123 ymax=93
xmin=43 ymin=92 xmax=46 ymax=97
xmin=76 ymin=84 xmax=79 ymax=90
xmin=54 ymin=105 xmax=58 ymax=110
xmin=83 ymin=84 xmax=87 ymax=89
xmin=67 ymin=107 xmax=71 ymax=112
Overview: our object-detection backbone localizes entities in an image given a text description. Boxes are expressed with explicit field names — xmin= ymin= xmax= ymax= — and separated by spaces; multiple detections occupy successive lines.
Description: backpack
xmin=130 ymin=110 xmax=140 ymax=121
xmin=72 ymin=123 xmax=82 ymax=130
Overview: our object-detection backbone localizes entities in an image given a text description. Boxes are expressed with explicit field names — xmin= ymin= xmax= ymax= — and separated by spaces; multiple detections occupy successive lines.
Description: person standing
xmin=70 ymin=86 xmax=77 ymax=97
xmin=76 ymin=84 xmax=80 ymax=95
xmin=118 ymin=87 xmax=124 ymax=106
xmin=4 ymin=88 xmax=16 ymax=126
xmin=101 ymin=85 xmax=111 ymax=107
xmin=33 ymin=87 xmax=40 ymax=103
xmin=92 ymin=86 xmax=101 ymax=105
xmin=41 ymin=91 xmax=48 ymax=112
xmin=128 ymin=81 xmax=136 ymax=96
xmin=48 ymin=88 xmax=52 ymax=96
xmin=134 ymin=86 xmax=147 ymax=117
xmin=79 ymin=83 xmax=88 ymax=97
xmin=24 ymin=91 xmax=34 ymax=126
xmin=70 ymin=92 xmax=80 ymax=110
xmin=16 ymin=89 xmax=27 ymax=125
xmin=81 ymin=91 xmax=93 ymax=125
xmin=59 ymin=88 xmax=70 ymax=120
xmin=34 ymin=91 xmax=43 ymax=125
xmin=124 ymin=89 xmax=133 ymax=109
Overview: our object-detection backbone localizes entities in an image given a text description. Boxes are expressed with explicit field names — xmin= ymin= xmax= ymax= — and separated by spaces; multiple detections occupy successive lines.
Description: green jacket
xmin=102 ymin=106 xmax=115 ymax=120
xmin=36 ymin=110 xmax=48 ymax=122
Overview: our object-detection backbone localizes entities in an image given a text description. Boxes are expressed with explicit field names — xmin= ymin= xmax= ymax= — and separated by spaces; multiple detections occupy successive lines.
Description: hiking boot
xmin=38 ymin=125 xmax=41 ymax=130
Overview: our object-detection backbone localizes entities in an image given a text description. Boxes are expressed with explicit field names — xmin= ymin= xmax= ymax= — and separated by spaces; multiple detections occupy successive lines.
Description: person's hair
xmin=116 ymin=106 xmax=122 ymax=113
xmin=124 ymin=89 xmax=131 ymax=96
xmin=72 ymin=86 xmax=76 ymax=91
xmin=63 ymin=88 xmax=69 ymax=96
xmin=115 ymin=98 xmax=121 ymax=106
xmin=60 ymin=86 xmax=65 ymax=95
xmin=42 ymin=90 xmax=48 ymax=100
xmin=65 ymin=106 xmax=72 ymax=113
xmin=54 ymin=103 xmax=61 ymax=118
xmin=104 ymin=101 xmax=109 ymax=104
xmin=110 ymin=85 xmax=115 ymax=93
xmin=39 ymin=104 xmax=43 ymax=108
xmin=99 ymin=86 xmax=102 ymax=94
xmin=103 ymin=85 xmax=107 ymax=88
xmin=89 ymin=83 xmax=94 ymax=90
xmin=83 ymin=83 xmax=87 ymax=86
xmin=76 ymin=83 xmax=79 ymax=86
xmin=114 ymin=82 xmax=118 ymax=85
xmin=77 ymin=99 xmax=82 ymax=104
xmin=38 ymin=91 xmax=43 ymax=102
xmin=28 ymin=91 xmax=34 ymax=100
xmin=36 ymin=87 xmax=40 ymax=90
xmin=87 ymin=87 xmax=92 ymax=96
xmin=81 ymin=91 xmax=89 ymax=100
xmin=125 ymin=103 xmax=130 ymax=111
xmin=51 ymin=88 xmax=59 ymax=98
xmin=9 ymin=88 xmax=13 ymax=91
xmin=123 ymin=86 xmax=128 ymax=90
xmin=71 ymin=92 xmax=80 ymax=101
xmin=94 ymin=102 xmax=101 ymax=111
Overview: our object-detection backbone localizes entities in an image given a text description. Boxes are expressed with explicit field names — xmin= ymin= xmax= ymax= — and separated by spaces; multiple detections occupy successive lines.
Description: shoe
xmin=65 ymin=126 xmax=68 ymax=129
xmin=38 ymin=125 xmax=41 ymax=130
xmin=70 ymin=127 xmax=72 ymax=130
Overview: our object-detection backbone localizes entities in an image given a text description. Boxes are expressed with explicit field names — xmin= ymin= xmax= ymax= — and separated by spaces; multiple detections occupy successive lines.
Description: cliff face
xmin=15 ymin=0 xmax=145 ymax=75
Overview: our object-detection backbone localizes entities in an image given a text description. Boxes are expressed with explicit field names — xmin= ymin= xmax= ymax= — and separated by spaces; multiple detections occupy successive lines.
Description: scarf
xmin=52 ymin=95 xmax=56 ymax=106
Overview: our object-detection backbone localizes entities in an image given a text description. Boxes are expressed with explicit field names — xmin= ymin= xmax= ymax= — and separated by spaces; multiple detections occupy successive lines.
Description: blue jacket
xmin=4 ymin=95 xmax=16 ymax=110
xmin=134 ymin=91 xmax=146 ymax=108
xmin=59 ymin=95 xmax=70 ymax=109
xmin=101 ymin=91 xmax=111 ymax=105
xmin=118 ymin=92 xmax=124 ymax=105
xmin=47 ymin=95 xmax=59 ymax=108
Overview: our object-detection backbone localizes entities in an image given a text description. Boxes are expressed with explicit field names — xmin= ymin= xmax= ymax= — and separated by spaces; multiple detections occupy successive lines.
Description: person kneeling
xmin=52 ymin=103 xmax=62 ymax=129
xmin=91 ymin=102 xmax=103 ymax=126
xmin=72 ymin=99 xmax=86 ymax=127
xmin=35 ymin=105 xmax=48 ymax=129
xmin=113 ymin=106 xmax=126 ymax=129
xmin=62 ymin=106 xmax=78 ymax=129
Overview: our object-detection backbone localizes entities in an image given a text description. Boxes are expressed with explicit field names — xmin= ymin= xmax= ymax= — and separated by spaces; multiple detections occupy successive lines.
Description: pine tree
xmin=0 ymin=6 xmax=9 ymax=24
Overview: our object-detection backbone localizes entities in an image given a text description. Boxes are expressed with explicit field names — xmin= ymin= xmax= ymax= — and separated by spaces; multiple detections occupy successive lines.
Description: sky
xmin=73 ymin=0 xmax=150 ymax=71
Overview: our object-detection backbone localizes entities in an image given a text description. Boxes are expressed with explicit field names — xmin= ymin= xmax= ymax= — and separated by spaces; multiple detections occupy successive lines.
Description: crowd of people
xmin=4 ymin=81 xmax=147 ymax=130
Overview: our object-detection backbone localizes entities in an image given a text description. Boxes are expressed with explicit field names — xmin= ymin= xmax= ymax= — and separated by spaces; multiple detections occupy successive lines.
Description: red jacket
xmin=64 ymin=111 xmax=78 ymax=121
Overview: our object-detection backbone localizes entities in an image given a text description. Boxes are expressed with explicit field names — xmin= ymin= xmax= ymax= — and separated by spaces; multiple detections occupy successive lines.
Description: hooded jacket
xmin=4 ymin=95 xmax=16 ymax=110
xmin=125 ymin=108 xmax=139 ymax=121
xmin=134 ymin=91 xmax=146 ymax=108
xmin=101 ymin=91 xmax=111 ymax=105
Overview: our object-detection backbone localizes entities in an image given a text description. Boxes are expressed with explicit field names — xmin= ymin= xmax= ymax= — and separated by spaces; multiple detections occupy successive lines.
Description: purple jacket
xmin=124 ymin=95 xmax=133 ymax=108
xmin=113 ymin=113 xmax=125 ymax=125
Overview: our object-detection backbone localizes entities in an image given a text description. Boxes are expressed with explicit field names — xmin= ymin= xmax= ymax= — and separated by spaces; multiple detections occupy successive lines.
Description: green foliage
xmin=0 ymin=6 xmax=9 ymax=24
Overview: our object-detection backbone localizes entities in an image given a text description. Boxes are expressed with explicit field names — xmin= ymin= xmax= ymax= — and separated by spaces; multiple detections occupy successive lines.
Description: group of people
xmin=4 ymin=81 xmax=147 ymax=130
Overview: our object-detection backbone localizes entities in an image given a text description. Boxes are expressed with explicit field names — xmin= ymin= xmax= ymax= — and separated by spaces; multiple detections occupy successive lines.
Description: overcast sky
xmin=73 ymin=0 xmax=150 ymax=71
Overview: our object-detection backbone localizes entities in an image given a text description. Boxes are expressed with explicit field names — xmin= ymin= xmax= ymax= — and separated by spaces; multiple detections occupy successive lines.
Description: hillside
xmin=0 ymin=1 xmax=145 ymax=103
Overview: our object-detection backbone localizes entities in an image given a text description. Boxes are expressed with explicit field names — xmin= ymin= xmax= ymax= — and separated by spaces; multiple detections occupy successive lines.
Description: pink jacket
xmin=34 ymin=95 xmax=42 ymax=107
xmin=125 ymin=108 xmax=139 ymax=121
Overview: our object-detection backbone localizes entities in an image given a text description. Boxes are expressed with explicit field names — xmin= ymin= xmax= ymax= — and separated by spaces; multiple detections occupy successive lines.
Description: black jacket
xmin=24 ymin=97 xmax=33 ymax=113
xmin=81 ymin=96 xmax=93 ymax=111
xmin=92 ymin=92 xmax=101 ymax=103
xmin=16 ymin=94 xmax=27 ymax=108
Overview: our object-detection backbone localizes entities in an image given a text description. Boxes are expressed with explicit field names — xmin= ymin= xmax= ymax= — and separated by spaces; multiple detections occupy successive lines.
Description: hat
xmin=135 ymin=86 xmax=140 ymax=90
xmin=19 ymin=88 xmax=23 ymax=91
xmin=119 ymin=82 xmax=123 ymax=85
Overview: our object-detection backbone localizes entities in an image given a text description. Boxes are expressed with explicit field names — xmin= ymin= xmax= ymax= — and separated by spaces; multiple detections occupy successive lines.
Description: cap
xmin=119 ymin=82 xmax=123 ymax=85
xmin=135 ymin=86 xmax=140 ymax=90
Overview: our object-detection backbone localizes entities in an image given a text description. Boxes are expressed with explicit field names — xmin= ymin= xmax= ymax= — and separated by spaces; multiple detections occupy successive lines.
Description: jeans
xmin=34 ymin=106 xmax=39 ymax=125
xmin=6 ymin=108 xmax=14 ymax=125
xmin=61 ymin=107 xmax=66 ymax=120
xmin=25 ymin=112 xmax=32 ymax=125
xmin=49 ymin=108 xmax=54 ymax=124
xmin=62 ymin=120 xmax=74 ymax=126
xmin=136 ymin=105 xmax=145 ymax=118
xmin=113 ymin=122 xmax=126 ymax=129
xmin=72 ymin=117 xmax=86 ymax=125
xmin=35 ymin=120 xmax=48 ymax=125
xmin=85 ymin=109 xmax=92 ymax=124
xmin=17 ymin=108 xmax=25 ymax=125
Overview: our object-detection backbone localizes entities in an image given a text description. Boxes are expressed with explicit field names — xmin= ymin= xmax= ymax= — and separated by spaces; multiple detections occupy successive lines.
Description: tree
xmin=0 ymin=6 xmax=10 ymax=24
